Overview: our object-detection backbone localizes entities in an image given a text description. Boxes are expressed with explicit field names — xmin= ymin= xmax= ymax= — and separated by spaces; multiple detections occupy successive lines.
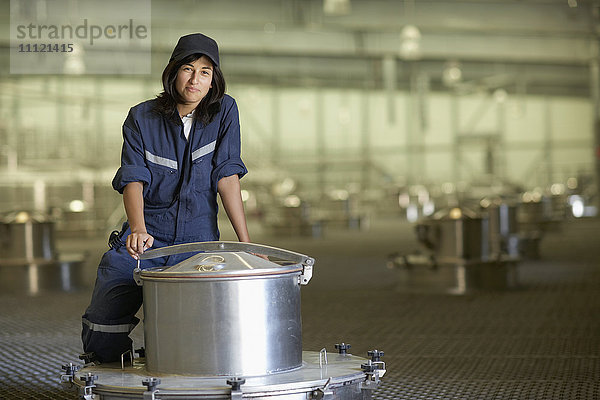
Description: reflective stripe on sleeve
xmin=145 ymin=150 xmax=178 ymax=170
xmin=82 ymin=317 xmax=136 ymax=333
xmin=192 ymin=140 xmax=216 ymax=161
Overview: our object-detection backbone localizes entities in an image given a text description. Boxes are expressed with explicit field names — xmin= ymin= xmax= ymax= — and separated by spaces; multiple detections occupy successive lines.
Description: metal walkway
xmin=1 ymin=217 xmax=599 ymax=399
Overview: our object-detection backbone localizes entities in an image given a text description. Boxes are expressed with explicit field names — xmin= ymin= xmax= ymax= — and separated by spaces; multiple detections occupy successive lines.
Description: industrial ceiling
xmin=1 ymin=0 xmax=597 ymax=97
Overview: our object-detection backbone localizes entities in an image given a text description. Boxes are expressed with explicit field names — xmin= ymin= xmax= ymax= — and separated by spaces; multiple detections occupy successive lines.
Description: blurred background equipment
xmin=480 ymin=196 xmax=520 ymax=261
xmin=388 ymin=201 xmax=519 ymax=295
xmin=0 ymin=210 xmax=85 ymax=295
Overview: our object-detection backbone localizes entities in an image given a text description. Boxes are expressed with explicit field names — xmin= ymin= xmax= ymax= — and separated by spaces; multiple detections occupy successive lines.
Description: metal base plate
xmin=70 ymin=351 xmax=376 ymax=399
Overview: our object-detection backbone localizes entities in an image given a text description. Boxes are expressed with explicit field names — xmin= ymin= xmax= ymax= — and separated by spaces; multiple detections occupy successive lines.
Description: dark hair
xmin=154 ymin=54 xmax=226 ymax=126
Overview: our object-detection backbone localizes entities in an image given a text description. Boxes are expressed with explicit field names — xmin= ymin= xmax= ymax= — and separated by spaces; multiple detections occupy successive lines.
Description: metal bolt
xmin=61 ymin=362 xmax=80 ymax=375
xmin=79 ymin=372 xmax=97 ymax=386
xmin=226 ymin=377 xmax=246 ymax=391
xmin=335 ymin=342 xmax=351 ymax=354
xmin=367 ymin=349 xmax=384 ymax=362
xmin=142 ymin=377 xmax=161 ymax=392
xmin=361 ymin=361 xmax=376 ymax=373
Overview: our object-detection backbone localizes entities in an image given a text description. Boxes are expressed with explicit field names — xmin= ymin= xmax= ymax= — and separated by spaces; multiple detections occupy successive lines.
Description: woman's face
xmin=175 ymin=55 xmax=213 ymax=108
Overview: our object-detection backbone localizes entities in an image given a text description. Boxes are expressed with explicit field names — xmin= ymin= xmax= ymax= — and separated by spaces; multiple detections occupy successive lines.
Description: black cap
xmin=169 ymin=33 xmax=219 ymax=66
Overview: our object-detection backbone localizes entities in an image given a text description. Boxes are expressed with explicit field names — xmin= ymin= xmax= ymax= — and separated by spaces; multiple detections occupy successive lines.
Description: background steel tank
xmin=480 ymin=197 xmax=520 ymax=260
xmin=390 ymin=205 xmax=519 ymax=294
xmin=415 ymin=206 xmax=490 ymax=264
xmin=0 ymin=211 xmax=84 ymax=295
xmin=0 ymin=211 xmax=55 ymax=262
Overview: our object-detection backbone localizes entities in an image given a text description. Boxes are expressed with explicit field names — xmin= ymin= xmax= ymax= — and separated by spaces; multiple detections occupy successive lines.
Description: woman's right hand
xmin=126 ymin=231 xmax=154 ymax=260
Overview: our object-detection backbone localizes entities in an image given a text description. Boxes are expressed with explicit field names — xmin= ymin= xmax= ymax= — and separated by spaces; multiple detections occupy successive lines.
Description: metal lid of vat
xmin=140 ymin=251 xmax=303 ymax=280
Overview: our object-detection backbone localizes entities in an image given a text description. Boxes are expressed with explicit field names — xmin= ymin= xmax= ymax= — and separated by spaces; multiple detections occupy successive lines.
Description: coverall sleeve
xmin=112 ymin=110 xmax=152 ymax=194
xmin=211 ymin=98 xmax=248 ymax=188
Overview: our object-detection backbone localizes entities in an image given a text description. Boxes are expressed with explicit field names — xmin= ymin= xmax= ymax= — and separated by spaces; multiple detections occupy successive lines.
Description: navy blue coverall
xmin=82 ymin=95 xmax=247 ymax=362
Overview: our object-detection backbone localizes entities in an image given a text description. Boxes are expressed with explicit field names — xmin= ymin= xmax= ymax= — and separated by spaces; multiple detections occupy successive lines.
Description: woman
xmin=81 ymin=33 xmax=251 ymax=363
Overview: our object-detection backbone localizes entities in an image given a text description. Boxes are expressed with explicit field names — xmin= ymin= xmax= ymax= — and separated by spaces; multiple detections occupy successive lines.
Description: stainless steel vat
xmin=392 ymin=206 xmax=520 ymax=294
xmin=517 ymin=198 xmax=545 ymax=232
xmin=416 ymin=207 xmax=490 ymax=264
xmin=0 ymin=211 xmax=85 ymax=295
xmin=137 ymin=242 xmax=314 ymax=376
xmin=480 ymin=198 xmax=519 ymax=260
xmin=0 ymin=212 xmax=55 ymax=262
xmin=63 ymin=242 xmax=387 ymax=399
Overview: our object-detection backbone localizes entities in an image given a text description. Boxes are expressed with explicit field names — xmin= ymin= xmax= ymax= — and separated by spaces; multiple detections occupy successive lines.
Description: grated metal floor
xmin=1 ymin=217 xmax=599 ymax=399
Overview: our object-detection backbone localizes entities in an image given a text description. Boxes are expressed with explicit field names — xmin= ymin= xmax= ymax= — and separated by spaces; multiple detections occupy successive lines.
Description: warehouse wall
xmin=0 ymin=76 xmax=593 ymax=191
xmin=0 ymin=76 xmax=160 ymax=169
xmin=235 ymin=85 xmax=593 ymax=189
